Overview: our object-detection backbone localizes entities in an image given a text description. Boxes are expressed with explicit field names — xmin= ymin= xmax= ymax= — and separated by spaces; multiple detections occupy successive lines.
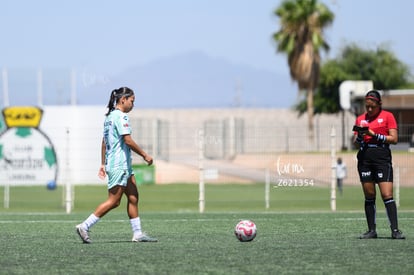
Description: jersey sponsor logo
xmin=378 ymin=118 xmax=383 ymax=124
xmin=123 ymin=123 xmax=129 ymax=128
xmin=361 ymin=171 xmax=371 ymax=177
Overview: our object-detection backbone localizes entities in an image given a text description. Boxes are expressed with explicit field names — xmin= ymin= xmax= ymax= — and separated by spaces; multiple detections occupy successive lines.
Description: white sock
xmin=82 ymin=213 xmax=100 ymax=230
xmin=130 ymin=217 xmax=142 ymax=237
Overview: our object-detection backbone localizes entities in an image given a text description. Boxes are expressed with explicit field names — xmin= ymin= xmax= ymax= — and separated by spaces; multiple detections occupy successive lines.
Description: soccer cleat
xmin=132 ymin=233 xmax=158 ymax=242
xmin=76 ymin=224 xmax=91 ymax=244
xmin=391 ymin=229 xmax=405 ymax=239
xmin=359 ymin=230 xmax=377 ymax=239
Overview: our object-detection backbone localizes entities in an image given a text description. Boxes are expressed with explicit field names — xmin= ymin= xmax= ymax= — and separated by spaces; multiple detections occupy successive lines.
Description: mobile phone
xmin=352 ymin=125 xmax=369 ymax=132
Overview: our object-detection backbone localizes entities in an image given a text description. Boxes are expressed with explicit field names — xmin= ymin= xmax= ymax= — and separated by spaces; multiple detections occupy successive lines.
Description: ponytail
xmin=105 ymin=87 xmax=135 ymax=116
xmin=105 ymin=89 xmax=118 ymax=116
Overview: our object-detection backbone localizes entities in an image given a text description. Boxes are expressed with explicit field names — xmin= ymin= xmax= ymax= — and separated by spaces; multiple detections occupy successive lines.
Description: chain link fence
xmin=129 ymin=113 xmax=414 ymax=187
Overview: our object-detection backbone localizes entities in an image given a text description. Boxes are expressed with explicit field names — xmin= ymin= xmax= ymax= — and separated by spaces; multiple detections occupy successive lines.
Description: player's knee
xmin=110 ymin=199 xmax=122 ymax=209
xmin=381 ymin=193 xmax=393 ymax=200
xmin=128 ymin=196 xmax=138 ymax=205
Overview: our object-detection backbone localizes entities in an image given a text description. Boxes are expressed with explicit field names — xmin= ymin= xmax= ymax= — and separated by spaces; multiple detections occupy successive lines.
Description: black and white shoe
xmin=359 ymin=230 xmax=377 ymax=239
xmin=391 ymin=229 xmax=405 ymax=240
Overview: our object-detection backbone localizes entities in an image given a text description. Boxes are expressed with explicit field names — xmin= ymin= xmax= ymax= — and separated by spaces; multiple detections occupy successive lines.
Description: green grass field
xmin=1 ymin=184 xmax=414 ymax=274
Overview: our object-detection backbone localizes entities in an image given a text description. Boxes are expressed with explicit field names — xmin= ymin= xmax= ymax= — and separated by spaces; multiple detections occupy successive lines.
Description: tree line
xmin=273 ymin=0 xmax=413 ymax=137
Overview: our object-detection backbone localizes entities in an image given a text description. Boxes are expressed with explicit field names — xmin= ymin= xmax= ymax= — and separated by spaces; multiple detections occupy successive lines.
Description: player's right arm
xmin=98 ymin=138 xmax=106 ymax=179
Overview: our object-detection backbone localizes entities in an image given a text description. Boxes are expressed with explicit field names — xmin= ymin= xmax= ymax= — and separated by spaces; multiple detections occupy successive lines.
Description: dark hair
xmin=365 ymin=90 xmax=382 ymax=104
xmin=105 ymin=87 xmax=134 ymax=115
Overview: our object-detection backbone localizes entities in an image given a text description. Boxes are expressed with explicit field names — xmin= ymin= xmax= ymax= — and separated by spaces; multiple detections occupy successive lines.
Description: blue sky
xmin=1 ymin=0 xmax=413 ymax=106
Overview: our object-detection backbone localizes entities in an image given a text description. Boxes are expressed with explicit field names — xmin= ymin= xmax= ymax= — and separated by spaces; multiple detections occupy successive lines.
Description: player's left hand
xmin=98 ymin=165 xmax=106 ymax=180
xmin=144 ymin=155 xmax=153 ymax=166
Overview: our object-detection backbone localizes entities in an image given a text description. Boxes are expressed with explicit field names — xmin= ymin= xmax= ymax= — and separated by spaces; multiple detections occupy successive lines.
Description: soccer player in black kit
xmin=354 ymin=90 xmax=405 ymax=239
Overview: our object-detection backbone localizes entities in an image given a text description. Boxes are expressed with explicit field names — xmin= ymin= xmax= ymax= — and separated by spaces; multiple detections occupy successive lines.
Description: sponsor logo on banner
xmin=0 ymin=106 xmax=58 ymax=187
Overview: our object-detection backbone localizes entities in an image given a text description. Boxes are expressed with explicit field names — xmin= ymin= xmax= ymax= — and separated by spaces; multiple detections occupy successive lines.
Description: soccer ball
xmin=46 ymin=180 xmax=57 ymax=190
xmin=234 ymin=220 xmax=257 ymax=242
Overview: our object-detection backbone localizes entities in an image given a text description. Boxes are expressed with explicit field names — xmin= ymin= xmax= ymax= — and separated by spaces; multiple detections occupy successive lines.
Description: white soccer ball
xmin=234 ymin=220 xmax=257 ymax=242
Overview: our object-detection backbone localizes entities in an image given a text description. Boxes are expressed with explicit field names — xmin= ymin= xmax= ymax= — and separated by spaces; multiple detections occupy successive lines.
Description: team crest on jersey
xmin=123 ymin=116 xmax=128 ymax=120
xmin=378 ymin=118 xmax=383 ymax=124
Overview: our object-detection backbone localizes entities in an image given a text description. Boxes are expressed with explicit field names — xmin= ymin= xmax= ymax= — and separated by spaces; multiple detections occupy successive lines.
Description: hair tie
xmin=365 ymin=90 xmax=382 ymax=103
xmin=365 ymin=95 xmax=381 ymax=103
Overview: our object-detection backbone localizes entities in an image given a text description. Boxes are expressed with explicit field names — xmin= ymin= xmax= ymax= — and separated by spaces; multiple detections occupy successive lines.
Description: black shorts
xmin=357 ymin=146 xmax=393 ymax=183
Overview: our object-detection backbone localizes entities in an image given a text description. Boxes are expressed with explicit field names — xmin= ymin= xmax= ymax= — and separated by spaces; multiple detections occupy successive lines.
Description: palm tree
xmin=273 ymin=0 xmax=334 ymax=139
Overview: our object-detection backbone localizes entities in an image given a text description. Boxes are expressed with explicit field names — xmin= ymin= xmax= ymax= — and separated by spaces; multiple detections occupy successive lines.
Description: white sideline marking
xmin=1 ymin=217 xmax=414 ymax=224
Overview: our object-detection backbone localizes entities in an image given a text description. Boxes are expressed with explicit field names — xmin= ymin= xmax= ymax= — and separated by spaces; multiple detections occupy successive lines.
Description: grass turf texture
xmin=1 ymin=212 xmax=414 ymax=274
xmin=1 ymin=185 xmax=414 ymax=274
xmin=1 ymin=184 xmax=414 ymax=212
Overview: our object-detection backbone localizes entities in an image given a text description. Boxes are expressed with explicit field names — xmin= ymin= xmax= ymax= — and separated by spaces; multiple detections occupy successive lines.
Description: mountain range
xmin=80 ymin=51 xmax=298 ymax=108
xmin=5 ymin=51 xmax=298 ymax=108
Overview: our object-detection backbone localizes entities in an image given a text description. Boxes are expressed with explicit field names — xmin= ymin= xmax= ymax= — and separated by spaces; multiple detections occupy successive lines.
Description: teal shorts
xmin=107 ymin=168 xmax=133 ymax=190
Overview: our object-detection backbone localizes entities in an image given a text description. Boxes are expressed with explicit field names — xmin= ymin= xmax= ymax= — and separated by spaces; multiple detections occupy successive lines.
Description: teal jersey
xmin=103 ymin=109 xmax=132 ymax=171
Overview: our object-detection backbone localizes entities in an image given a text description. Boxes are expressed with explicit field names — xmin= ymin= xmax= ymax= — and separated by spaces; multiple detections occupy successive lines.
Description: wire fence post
xmin=198 ymin=129 xmax=205 ymax=213
xmin=395 ymin=166 xmax=400 ymax=207
xmin=330 ymin=126 xmax=337 ymax=211
xmin=64 ymin=127 xmax=73 ymax=214
xmin=265 ymin=168 xmax=270 ymax=209
xmin=2 ymin=68 xmax=9 ymax=107
xmin=4 ymin=184 xmax=9 ymax=209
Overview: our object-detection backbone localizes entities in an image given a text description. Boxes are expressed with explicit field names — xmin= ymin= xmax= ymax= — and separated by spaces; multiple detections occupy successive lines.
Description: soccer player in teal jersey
xmin=76 ymin=87 xmax=157 ymax=243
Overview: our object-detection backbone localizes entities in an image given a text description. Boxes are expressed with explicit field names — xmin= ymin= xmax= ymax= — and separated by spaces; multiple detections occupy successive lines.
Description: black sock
xmin=384 ymin=198 xmax=398 ymax=230
xmin=364 ymin=198 xmax=376 ymax=231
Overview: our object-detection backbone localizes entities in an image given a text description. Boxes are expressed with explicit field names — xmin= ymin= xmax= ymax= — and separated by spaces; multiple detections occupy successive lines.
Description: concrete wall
xmin=35 ymin=106 xmax=356 ymax=185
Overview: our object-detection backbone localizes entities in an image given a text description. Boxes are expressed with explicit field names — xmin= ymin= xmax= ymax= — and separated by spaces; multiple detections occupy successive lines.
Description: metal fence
xmin=1 ymin=106 xmax=413 ymax=188
xmin=129 ymin=116 xmax=414 ymax=187
xmin=1 ymin=106 xmax=414 ymax=213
